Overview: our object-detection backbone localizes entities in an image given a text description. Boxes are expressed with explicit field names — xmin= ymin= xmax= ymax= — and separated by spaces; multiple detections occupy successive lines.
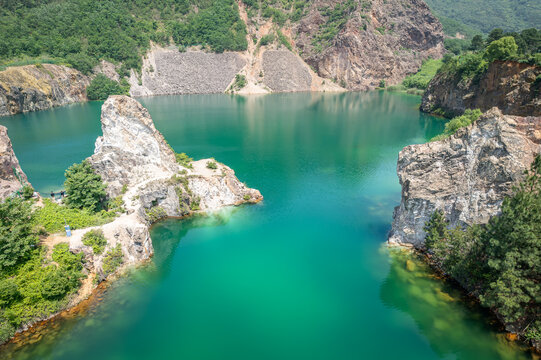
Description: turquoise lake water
xmin=0 ymin=92 xmax=529 ymax=359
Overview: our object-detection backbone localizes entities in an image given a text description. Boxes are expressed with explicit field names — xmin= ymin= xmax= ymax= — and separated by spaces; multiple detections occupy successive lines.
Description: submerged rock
xmin=389 ymin=108 xmax=541 ymax=247
xmin=0 ymin=125 xmax=31 ymax=200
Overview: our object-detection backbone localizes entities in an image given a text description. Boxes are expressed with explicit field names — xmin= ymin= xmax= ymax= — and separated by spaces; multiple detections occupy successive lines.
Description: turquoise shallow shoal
xmin=0 ymin=92 xmax=528 ymax=359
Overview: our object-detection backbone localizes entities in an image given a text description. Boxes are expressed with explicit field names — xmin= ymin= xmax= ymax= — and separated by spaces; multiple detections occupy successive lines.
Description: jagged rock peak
xmin=0 ymin=126 xmax=31 ymax=200
xmin=90 ymin=95 xmax=177 ymax=196
xmin=389 ymin=108 xmax=541 ymax=248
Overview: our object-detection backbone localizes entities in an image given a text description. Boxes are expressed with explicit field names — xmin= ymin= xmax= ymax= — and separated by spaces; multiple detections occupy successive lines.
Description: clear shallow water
xmin=0 ymin=92 xmax=528 ymax=359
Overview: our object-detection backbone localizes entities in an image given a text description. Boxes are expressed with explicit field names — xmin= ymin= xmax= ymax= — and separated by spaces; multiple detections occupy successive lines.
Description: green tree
xmin=469 ymin=35 xmax=485 ymax=51
xmin=423 ymin=209 xmax=448 ymax=250
xmin=64 ymin=160 xmax=107 ymax=212
xmin=86 ymin=74 xmax=129 ymax=101
xmin=486 ymin=28 xmax=504 ymax=44
xmin=81 ymin=229 xmax=107 ymax=254
xmin=480 ymin=156 xmax=541 ymax=327
xmin=484 ymin=36 xmax=518 ymax=62
xmin=519 ymin=28 xmax=541 ymax=54
xmin=0 ymin=198 xmax=38 ymax=273
xmin=40 ymin=269 xmax=71 ymax=299
xmin=66 ymin=53 xmax=97 ymax=75
xmin=0 ymin=279 xmax=20 ymax=307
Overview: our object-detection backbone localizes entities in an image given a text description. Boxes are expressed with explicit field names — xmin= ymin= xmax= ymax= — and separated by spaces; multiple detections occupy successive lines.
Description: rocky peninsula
xmin=70 ymin=95 xmax=262 ymax=279
xmin=0 ymin=95 xmax=262 ymax=341
xmin=421 ymin=60 xmax=541 ymax=117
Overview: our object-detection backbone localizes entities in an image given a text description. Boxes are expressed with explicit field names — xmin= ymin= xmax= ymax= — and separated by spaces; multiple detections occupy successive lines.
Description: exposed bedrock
xmin=0 ymin=64 xmax=89 ymax=117
xmin=85 ymin=95 xmax=262 ymax=276
xmin=0 ymin=126 xmax=31 ymax=200
xmin=294 ymin=0 xmax=445 ymax=90
xmin=421 ymin=61 xmax=541 ymax=117
xmin=389 ymin=108 xmax=541 ymax=248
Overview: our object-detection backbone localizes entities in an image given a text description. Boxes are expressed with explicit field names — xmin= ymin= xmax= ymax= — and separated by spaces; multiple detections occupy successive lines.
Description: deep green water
xmin=0 ymin=92 xmax=528 ymax=359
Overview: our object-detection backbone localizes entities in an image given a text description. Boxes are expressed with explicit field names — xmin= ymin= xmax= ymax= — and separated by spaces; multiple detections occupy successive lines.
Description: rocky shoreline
xmin=0 ymin=95 xmax=262 ymax=345
xmin=0 ymin=64 xmax=90 ymax=117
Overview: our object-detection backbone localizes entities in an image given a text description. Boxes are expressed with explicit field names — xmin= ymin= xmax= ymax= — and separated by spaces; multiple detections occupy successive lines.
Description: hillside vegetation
xmin=0 ymin=0 xmax=247 ymax=75
xmin=425 ymin=0 xmax=541 ymax=34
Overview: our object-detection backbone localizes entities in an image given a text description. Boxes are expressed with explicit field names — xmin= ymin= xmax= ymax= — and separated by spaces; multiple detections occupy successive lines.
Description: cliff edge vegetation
xmin=421 ymin=29 xmax=540 ymax=117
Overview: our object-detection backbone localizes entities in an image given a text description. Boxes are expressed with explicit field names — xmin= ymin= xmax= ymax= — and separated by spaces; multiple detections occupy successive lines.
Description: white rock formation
xmin=81 ymin=95 xmax=262 ymax=278
xmin=389 ymin=108 xmax=541 ymax=248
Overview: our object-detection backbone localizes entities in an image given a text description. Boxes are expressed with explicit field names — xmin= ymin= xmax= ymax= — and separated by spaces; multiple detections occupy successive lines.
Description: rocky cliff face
xmin=81 ymin=95 xmax=262 ymax=278
xmin=293 ymin=0 xmax=445 ymax=90
xmin=421 ymin=61 xmax=541 ymax=117
xmin=389 ymin=108 xmax=541 ymax=248
xmin=0 ymin=64 xmax=89 ymax=117
xmin=0 ymin=126 xmax=31 ymax=200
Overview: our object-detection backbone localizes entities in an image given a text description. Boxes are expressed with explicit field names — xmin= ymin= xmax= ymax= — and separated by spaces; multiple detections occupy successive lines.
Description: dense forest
xmin=0 ymin=0 xmax=247 ymax=75
xmin=424 ymin=0 xmax=540 ymax=34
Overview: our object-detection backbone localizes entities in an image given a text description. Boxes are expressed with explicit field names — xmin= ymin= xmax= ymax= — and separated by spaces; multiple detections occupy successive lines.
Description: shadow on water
xmin=379 ymin=249 xmax=531 ymax=360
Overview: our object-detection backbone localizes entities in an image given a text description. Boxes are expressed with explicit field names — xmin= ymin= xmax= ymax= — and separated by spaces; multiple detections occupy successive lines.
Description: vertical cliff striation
xmin=294 ymin=0 xmax=445 ymax=90
xmin=0 ymin=64 xmax=89 ymax=117
xmin=389 ymin=108 xmax=541 ymax=248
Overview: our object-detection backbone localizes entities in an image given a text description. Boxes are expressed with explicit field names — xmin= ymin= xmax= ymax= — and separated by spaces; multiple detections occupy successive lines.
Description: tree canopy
xmin=0 ymin=0 xmax=248 ymax=75
xmin=0 ymin=198 xmax=39 ymax=272
xmin=64 ymin=160 xmax=107 ymax=212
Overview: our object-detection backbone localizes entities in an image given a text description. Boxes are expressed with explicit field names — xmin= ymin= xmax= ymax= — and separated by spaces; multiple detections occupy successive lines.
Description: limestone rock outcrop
xmin=84 ymin=95 xmax=262 ymax=275
xmin=421 ymin=61 xmax=541 ymax=117
xmin=89 ymin=95 xmax=178 ymax=197
xmin=0 ymin=64 xmax=89 ymax=117
xmin=293 ymin=0 xmax=445 ymax=90
xmin=389 ymin=108 xmax=541 ymax=248
xmin=0 ymin=126 xmax=31 ymax=200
